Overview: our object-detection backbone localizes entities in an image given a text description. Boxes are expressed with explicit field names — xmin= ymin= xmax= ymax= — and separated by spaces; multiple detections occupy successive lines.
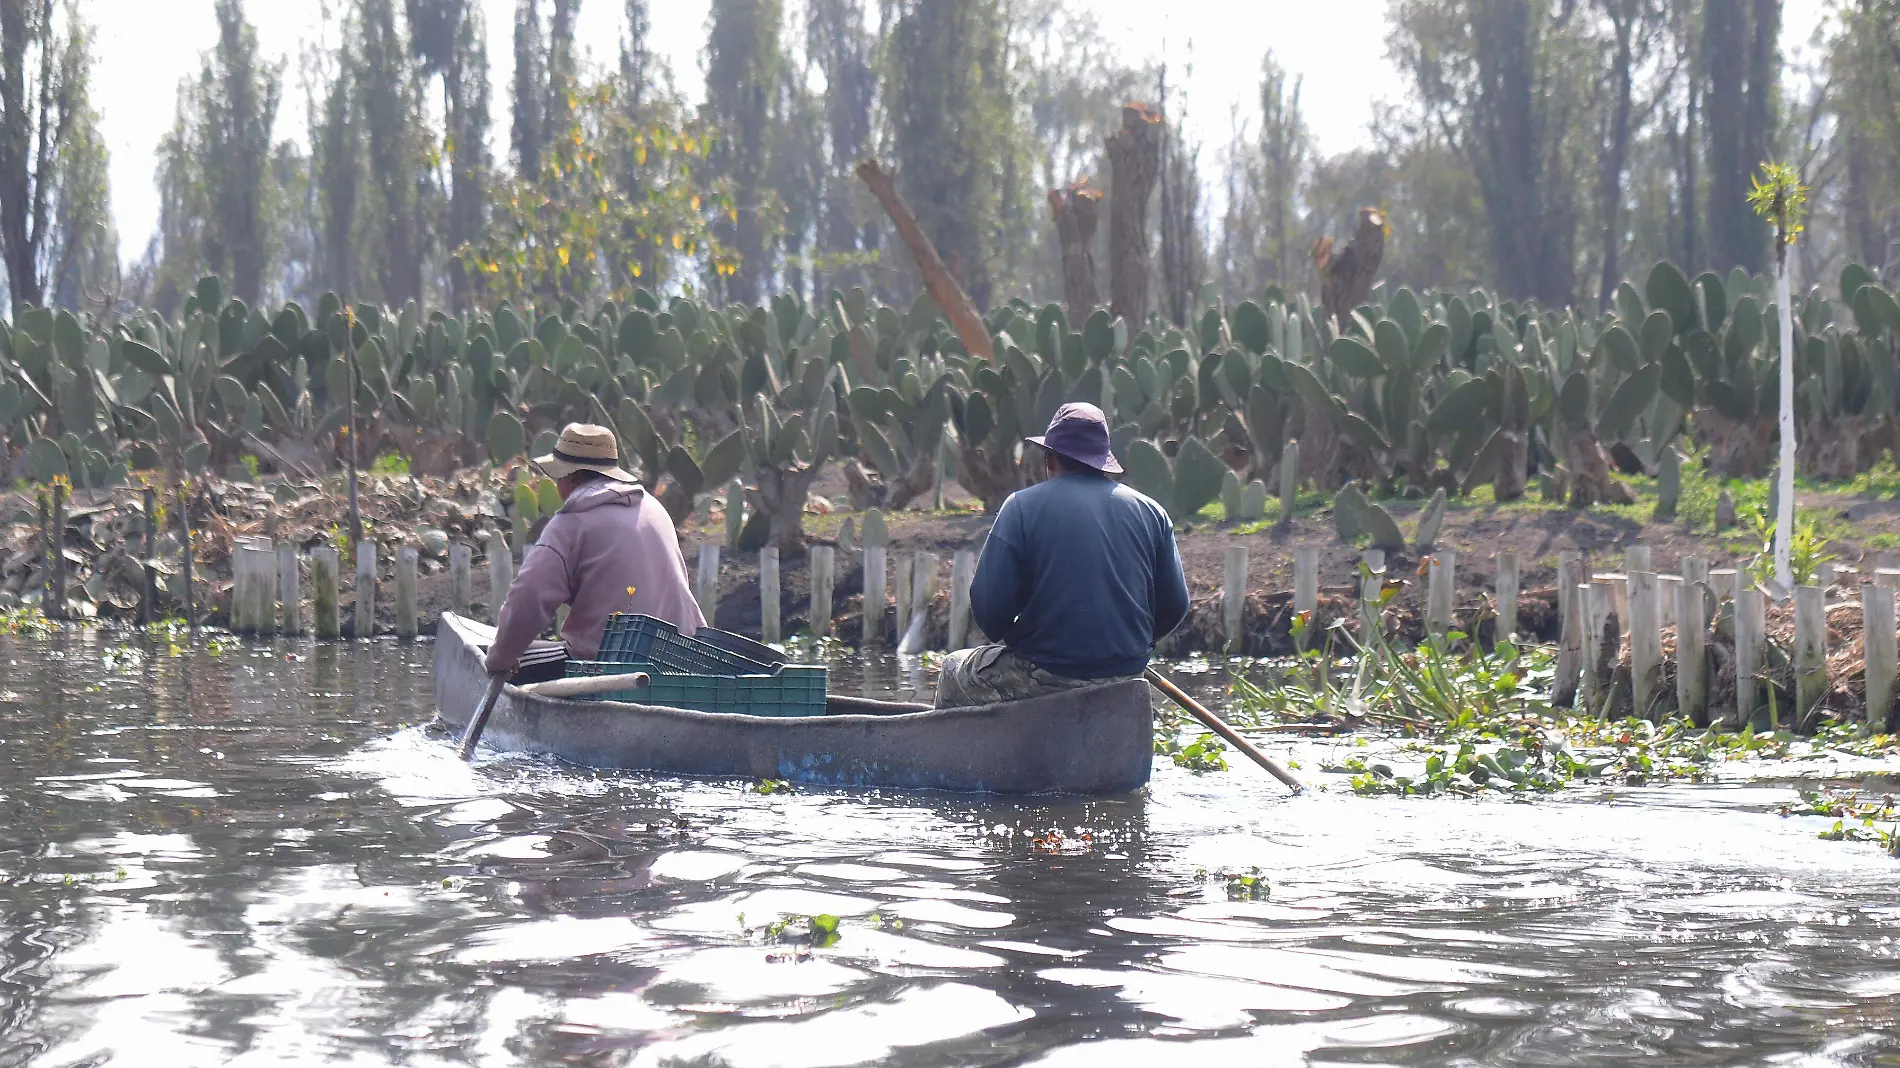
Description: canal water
xmin=2 ymin=633 xmax=1898 ymax=1066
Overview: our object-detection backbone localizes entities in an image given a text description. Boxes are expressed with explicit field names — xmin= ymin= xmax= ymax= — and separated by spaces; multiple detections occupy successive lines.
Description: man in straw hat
xmin=485 ymin=423 xmax=705 ymax=682
xmin=937 ymin=402 xmax=1189 ymax=707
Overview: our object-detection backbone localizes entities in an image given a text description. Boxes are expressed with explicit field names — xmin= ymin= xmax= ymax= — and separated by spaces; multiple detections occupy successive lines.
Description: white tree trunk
xmin=1775 ymin=262 xmax=1795 ymax=594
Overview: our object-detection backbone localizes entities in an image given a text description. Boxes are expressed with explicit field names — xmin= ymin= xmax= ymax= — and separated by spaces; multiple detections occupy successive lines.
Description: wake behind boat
xmin=433 ymin=613 xmax=1154 ymax=795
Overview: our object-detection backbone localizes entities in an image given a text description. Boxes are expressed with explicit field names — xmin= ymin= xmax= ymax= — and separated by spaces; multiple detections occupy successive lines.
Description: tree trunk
xmin=957 ymin=442 xmax=1028 ymax=514
xmin=840 ymin=451 xmax=938 ymax=512
xmin=1047 ymin=181 xmax=1102 ymax=323
xmin=1566 ymin=427 xmax=1635 ymax=507
xmin=857 ymin=158 xmax=993 ymax=361
xmin=1596 ymin=3 xmax=1636 ymax=310
xmin=753 ymin=462 xmax=820 ymax=553
xmin=1494 ymin=430 xmax=1529 ymax=501
xmin=1105 ymin=104 xmax=1163 ymax=327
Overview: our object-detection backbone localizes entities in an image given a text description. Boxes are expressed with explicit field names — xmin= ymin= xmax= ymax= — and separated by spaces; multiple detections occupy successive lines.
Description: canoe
xmin=433 ymin=613 xmax=1154 ymax=795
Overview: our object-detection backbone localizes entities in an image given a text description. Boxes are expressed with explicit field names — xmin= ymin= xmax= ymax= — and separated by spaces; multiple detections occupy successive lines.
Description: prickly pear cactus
xmin=860 ymin=507 xmax=889 ymax=548
xmin=1655 ymin=446 xmax=1681 ymax=520
xmin=1414 ymin=487 xmax=1447 ymax=553
xmin=1220 ymin=469 xmax=1243 ymax=522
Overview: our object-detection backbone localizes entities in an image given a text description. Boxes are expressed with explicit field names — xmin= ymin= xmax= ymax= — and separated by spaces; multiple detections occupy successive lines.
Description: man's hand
xmin=483 ymin=648 xmax=518 ymax=678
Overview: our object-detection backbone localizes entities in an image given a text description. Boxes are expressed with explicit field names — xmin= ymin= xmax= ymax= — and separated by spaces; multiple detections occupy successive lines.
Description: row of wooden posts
xmin=1239 ymin=541 xmax=1886 ymax=728
xmin=37 ymin=479 xmax=1892 ymax=723
xmin=227 ymin=531 xmax=515 ymax=641
xmin=220 ymin=530 xmax=992 ymax=650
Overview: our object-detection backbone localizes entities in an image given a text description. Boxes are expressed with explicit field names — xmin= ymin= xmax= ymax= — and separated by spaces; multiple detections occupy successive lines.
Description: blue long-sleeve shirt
xmin=969 ymin=471 xmax=1190 ymax=679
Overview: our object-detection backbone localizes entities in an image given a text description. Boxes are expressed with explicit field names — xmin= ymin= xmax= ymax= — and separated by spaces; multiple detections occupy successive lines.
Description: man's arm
xmin=968 ymin=506 xmax=1025 ymax=641
xmin=1150 ymin=521 xmax=1190 ymax=642
xmin=483 ymin=540 xmax=574 ymax=675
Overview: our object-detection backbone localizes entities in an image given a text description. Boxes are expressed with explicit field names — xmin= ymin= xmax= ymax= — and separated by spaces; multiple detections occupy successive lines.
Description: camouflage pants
xmin=934 ymin=643 xmax=1140 ymax=708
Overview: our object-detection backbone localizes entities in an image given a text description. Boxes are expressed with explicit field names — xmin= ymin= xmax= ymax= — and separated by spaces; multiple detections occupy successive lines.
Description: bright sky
xmin=88 ymin=0 xmax=1831 ymax=268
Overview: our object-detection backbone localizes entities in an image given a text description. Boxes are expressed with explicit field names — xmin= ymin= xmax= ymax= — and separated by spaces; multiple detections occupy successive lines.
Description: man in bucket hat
xmin=937 ymin=403 xmax=1189 ymax=708
xmin=485 ymin=423 xmax=705 ymax=682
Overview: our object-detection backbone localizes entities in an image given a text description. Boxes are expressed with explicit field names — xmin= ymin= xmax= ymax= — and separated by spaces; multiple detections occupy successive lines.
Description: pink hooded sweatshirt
xmin=484 ymin=480 xmax=706 ymax=674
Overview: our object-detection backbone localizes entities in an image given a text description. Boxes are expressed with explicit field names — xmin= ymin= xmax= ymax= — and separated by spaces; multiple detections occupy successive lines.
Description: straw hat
xmin=533 ymin=423 xmax=638 ymax=483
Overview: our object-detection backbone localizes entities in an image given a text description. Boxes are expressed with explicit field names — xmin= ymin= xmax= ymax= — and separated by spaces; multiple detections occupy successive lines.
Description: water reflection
xmin=1 ymin=632 xmax=1898 ymax=1066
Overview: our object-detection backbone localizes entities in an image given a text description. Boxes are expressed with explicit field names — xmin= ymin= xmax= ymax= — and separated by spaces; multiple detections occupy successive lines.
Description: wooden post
xmin=355 ymin=540 xmax=378 ymax=639
xmin=1876 ymin=568 xmax=1900 ymax=591
xmin=1681 ymin=557 xmax=1709 ymax=630
xmin=1494 ymin=549 xmax=1518 ymax=641
xmin=1628 ymin=570 xmax=1661 ymax=719
xmin=229 ymin=545 xmax=250 ymax=633
xmin=37 ymin=491 xmax=51 ymax=617
xmin=760 ymin=546 xmax=781 ymax=644
xmin=487 ymin=531 xmax=513 ymax=623
xmin=1864 ymin=582 xmax=1896 ymax=731
xmin=1816 ymin=560 xmax=1836 ymax=593
xmin=1580 ymin=577 xmax=1626 ymax=710
xmin=1604 ymin=573 xmax=1630 ymax=634
xmin=1554 ymin=592 xmax=1584 ymax=710
xmin=1794 ymin=584 xmax=1827 ymax=725
xmin=1681 ymin=556 xmax=1709 ymax=589
xmin=894 ymin=552 xmax=915 ymax=642
xmin=1426 ymin=552 xmax=1455 ymax=636
xmin=695 ymin=543 xmax=720 ymax=624
xmin=253 ymin=542 xmax=276 ymax=638
xmin=1735 ymin=586 xmax=1765 ymax=730
xmin=1658 ymin=574 xmax=1681 ymax=634
xmin=911 ymin=551 xmax=941 ymax=646
xmin=178 ymin=486 xmax=196 ymax=630
xmin=1709 ymin=567 xmax=1738 ymax=606
xmin=1293 ymin=547 xmax=1319 ymax=618
xmin=49 ymin=482 xmax=66 ymax=620
xmin=139 ymin=486 xmax=157 ymax=625
xmin=1222 ymin=545 xmax=1248 ymax=652
xmin=1625 ymin=544 xmax=1651 ymax=577
xmin=312 ymin=547 xmax=340 ymax=639
xmin=1554 ymin=553 xmax=1585 ymax=706
xmin=1676 ymin=573 xmax=1708 ymax=726
xmin=862 ymin=544 xmax=888 ymax=648
xmin=1556 ymin=551 xmax=1581 ymax=642
xmin=810 ymin=545 xmax=836 ymax=639
xmin=450 ymin=544 xmax=472 ymax=616
xmin=1276 ymin=441 xmax=1299 ymax=531
xmin=279 ymin=541 xmax=301 ymax=636
xmin=394 ymin=546 xmax=419 ymax=640
xmin=948 ymin=550 xmax=976 ymax=649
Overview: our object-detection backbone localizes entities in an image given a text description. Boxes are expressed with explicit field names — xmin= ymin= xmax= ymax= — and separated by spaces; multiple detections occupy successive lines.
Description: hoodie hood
xmin=560 ymin=479 xmax=645 ymax=514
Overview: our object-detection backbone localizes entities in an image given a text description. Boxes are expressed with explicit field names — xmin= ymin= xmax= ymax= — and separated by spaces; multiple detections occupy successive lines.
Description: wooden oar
xmin=457 ymin=675 xmax=507 ymax=760
xmin=457 ymin=672 xmax=654 ymax=759
xmin=1145 ymin=666 xmax=1304 ymax=794
xmin=517 ymin=672 xmax=650 ymax=700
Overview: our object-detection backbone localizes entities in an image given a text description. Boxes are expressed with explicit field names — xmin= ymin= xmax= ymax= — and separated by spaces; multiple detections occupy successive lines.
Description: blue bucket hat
xmin=1026 ymin=402 xmax=1123 ymax=475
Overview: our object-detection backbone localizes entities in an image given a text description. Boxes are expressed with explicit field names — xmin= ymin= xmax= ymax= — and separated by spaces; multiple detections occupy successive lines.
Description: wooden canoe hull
xmin=433 ymin=613 xmax=1154 ymax=795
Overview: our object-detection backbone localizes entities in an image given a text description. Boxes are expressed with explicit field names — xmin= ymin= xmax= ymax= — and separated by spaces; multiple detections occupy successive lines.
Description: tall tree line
xmin=0 ymin=0 xmax=113 ymax=311
xmin=27 ymin=0 xmax=1900 ymax=323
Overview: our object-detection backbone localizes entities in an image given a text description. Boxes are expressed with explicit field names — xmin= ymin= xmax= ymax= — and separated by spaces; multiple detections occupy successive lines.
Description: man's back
xmin=489 ymin=480 xmax=704 ymax=667
xmin=969 ymin=471 xmax=1188 ymax=679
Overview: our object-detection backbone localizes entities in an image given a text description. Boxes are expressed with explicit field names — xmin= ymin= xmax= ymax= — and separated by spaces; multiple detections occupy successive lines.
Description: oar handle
xmin=457 ymin=675 xmax=507 ymax=761
xmin=518 ymin=672 xmax=651 ymax=699
xmin=1146 ymin=666 xmax=1304 ymax=794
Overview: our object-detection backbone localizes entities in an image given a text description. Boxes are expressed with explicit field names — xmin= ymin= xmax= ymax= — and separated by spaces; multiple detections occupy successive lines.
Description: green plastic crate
xmin=567 ymin=659 xmax=828 ymax=718
xmin=596 ymin=614 xmax=776 ymax=674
